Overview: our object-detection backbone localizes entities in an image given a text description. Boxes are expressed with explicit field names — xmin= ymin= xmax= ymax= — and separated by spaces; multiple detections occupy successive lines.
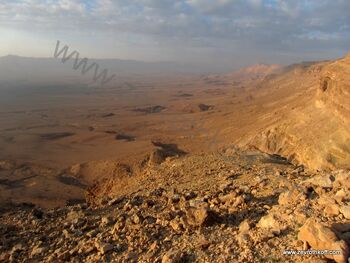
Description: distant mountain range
xmin=0 ymin=55 xmax=227 ymax=87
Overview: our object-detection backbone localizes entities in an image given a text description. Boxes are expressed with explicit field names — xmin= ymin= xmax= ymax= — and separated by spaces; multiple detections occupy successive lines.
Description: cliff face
xmin=239 ymin=54 xmax=350 ymax=170
xmin=317 ymin=55 xmax=350 ymax=125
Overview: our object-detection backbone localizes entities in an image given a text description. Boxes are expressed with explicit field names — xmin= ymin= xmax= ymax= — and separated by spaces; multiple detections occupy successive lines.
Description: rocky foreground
xmin=1 ymin=150 xmax=350 ymax=262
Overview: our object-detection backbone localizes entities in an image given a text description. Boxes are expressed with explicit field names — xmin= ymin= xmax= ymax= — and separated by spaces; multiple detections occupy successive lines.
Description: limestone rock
xmin=219 ymin=192 xmax=238 ymax=204
xmin=30 ymin=246 xmax=46 ymax=258
xmin=239 ymin=220 xmax=251 ymax=233
xmin=298 ymin=219 xmax=349 ymax=263
xmin=339 ymin=206 xmax=350 ymax=219
xmin=162 ymin=249 xmax=185 ymax=263
xmin=335 ymin=189 xmax=347 ymax=203
xmin=66 ymin=210 xmax=84 ymax=222
xmin=324 ymin=204 xmax=340 ymax=217
xmin=185 ymin=206 xmax=220 ymax=227
xmin=278 ymin=188 xmax=305 ymax=206
xmin=95 ymin=242 xmax=114 ymax=255
xmin=101 ymin=216 xmax=114 ymax=226
xmin=304 ymin=175 xmax=334 ymax=189
xmin=257 ymin=213 xmax=285 ymax=235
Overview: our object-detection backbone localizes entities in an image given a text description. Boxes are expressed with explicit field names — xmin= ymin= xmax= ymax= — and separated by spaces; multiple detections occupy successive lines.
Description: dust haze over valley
xmin=2 ymin=1 xmax=350 ymax=262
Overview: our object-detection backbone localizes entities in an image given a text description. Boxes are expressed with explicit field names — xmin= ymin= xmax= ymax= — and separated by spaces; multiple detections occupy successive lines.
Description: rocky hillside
xmin=238 ymin=53 xmax=350 ymax=170
xmin=1 ymin=149 xmax=350 ymax=262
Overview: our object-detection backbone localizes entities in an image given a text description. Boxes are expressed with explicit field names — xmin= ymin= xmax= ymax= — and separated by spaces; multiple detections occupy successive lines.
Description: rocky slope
xmin=1 ymin=149 xmax=350 ymax=262
xmin=238 ymin=54 xmax=350 ymax=170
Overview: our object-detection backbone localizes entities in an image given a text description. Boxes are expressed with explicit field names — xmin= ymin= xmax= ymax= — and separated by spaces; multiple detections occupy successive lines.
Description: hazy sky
xmin=0 ymin=0 xmax=349 ymax=69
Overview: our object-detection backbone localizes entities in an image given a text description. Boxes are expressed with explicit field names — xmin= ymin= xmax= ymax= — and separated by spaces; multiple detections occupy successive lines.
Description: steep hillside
xmin=238 ymin=54 xmax=350 ymax=170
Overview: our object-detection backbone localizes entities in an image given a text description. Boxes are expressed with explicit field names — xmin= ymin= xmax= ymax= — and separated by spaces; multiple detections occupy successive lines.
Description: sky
xmin=0 ymin=0 xmax=349 ymax=70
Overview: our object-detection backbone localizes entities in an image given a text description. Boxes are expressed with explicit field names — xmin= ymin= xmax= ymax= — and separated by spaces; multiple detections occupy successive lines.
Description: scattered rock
xmin=278 ymin=188 xmax=305 ymax=206
xmin=162 ymin=249 xmax=186 ymax=263
xmin=257 ymin=212 xmax=285 ymax=235
xmin=66 ymin=210 xmax=84 ymax=222
xmin=185 ymin=206 xmax=220 ymax=227
xmin=31 ymin=246 xmax=46 ymax=258
xmin=239 ymin=220 xmax=251 ymax=233
xmin=95 ymin=242 xmax=114 ymax=255
xmin=101 ymin=216 xmax=114 ymax=226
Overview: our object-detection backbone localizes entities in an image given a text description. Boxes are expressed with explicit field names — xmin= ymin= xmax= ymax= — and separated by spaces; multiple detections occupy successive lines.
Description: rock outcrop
xmin=239 ymin=53 xmax=350 ymax=170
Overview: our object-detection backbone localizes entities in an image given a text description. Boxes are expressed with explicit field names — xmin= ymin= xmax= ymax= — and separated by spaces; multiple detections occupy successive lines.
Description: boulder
xmin=335 ymin=189 xmax=347 ymax=203
xmin=95 ymin=242 xmax=114 ymax=255
xmin=304 ymin=175 xmax=334 ymax=189
xmin=257 ymin=212 xmax=285 ymax=235
xmin=318 ymin=196 xmax=336 ymax=206
xmin=340 ymin=206 xmax=350 ymax=219
xmin=185 ymin=206 xmax=220 ymax=227
xmin=298 ymin=219 xmax=349 ymax=263
xmin=324 ymin=204 xmax=340 ymax=217
xmin=239 ymin=220 xmax=251 ymax=233
xmin=278 ymin=188 xmax=305 ymax=206
xmin=333 ymin=171 xmax=350 ymax=190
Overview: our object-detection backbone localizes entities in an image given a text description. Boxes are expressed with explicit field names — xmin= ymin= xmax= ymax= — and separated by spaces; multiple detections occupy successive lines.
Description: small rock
xmin=335 ymin=189 xmax=347 ymax=203
xmin=236 ymin=233 xmax=250 ymax=246
xmin=304 ymin=175 xmax=334 ymax=189
xmin=101 ymin=216 xmax=114 ymax=226
xmin=66 ymin=210 xmax=84 ymax=222
xmin=257 ymin=213 xmax=285 ymax=235
xmin=239 ymin=220 xmax=251 ymax=233
xmin=233 ymin=196 xmax=245 ymax=207
xmin=57 ymin=251 xmax=70 ymax=261
xmin=324 ymin=204 xmax=340 ymax=217
xmin=108 ymin=196 xmax=125 ymax=206
xmin=185 ymin=206 xmax=220 ymax=227
xmin=218 ymin=193 xmax=238 ymax=204
xmin=11 ymin=244 xmax=24 ymax=254
xmin=318 ymin=196 xmax=336 ymax=205
xmin=170 ymin=219 xmax=184 ymax=232
xmin=162 ymin=249 xmax=185 ymax=263
xmin=95 ymin=242 xmax=114 ymax=255
xmin=185 ymin=192 xmax=197 ymax=200
xmin=171 ymin=194 xmax=181 ymax=203
xmin=63 ymin=229 xmax=70 ymax=238
xmin=31 ymin=246 xmax=46 ymax=258
xmin=340 ymin=206 xmax=350 ymax=219
xmin=278 ymin=188 xmax=305 ymax=206
xmin=131 ymin=214 xmax=143 ymax=224
xmin=126 ymin=251 xmax=138 ymax=261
